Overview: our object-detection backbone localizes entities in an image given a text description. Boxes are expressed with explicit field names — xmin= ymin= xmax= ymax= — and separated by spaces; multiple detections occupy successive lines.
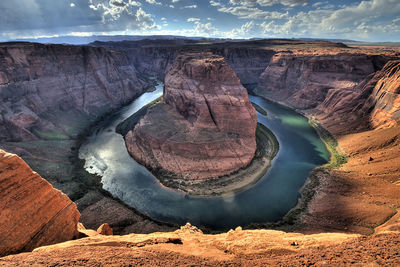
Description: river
xmin=79 ymin=82 xmax=330 ymax=230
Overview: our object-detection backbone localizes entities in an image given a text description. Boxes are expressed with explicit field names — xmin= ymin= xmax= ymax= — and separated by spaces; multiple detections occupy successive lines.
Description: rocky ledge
xmin=0 ymin=149 xmax=80 ymax=257
xmin=120 ymin=53 xmax=265 ymax=193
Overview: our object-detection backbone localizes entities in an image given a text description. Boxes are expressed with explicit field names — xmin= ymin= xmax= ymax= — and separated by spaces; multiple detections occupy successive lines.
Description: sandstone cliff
xmin=364 ymin=60 xmax=400 ymax=129
xmin=256 ymin=52 xmax=388 ymax=110
xmin=0 ymin=149 xmax=80 ymax=257
xmin=0 ymin=42 xmax=150 ymax=142
xmin=124 ymin=53 xmax=257 ymax=180
xmin=315 ymin=60 xmax=400 ymax=134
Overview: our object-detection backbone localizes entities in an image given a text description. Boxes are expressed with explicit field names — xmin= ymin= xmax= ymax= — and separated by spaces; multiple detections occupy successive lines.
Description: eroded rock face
xmin=0 ymin=149 xmax=80 ymax=257
xmin=256 ymin=53 xmax=387 ymax=109
xmin=367 ymin=60 xmax=400 ymax=128
xmin=314 ymin=60 xmax=400 ymax=134
xmin=125 ymin=53 xmax=257 ymax=180
xmin=0 ymin=42 xmax=150 ymax=142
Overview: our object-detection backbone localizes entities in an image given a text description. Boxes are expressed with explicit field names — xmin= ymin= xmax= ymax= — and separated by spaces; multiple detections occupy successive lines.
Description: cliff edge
xmin=0 ymin=149 xmax=80 ymax=257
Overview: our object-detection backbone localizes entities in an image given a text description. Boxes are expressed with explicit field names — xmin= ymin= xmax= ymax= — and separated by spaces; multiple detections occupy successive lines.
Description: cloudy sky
xmin=1 ymin=0 xmax=400 ymax=42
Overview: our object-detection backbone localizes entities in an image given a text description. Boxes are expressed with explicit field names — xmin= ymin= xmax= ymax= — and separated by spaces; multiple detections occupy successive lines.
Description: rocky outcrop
xmin=0 ymin=42 xmax=150 ymax=142
xmin=0 ymin=149 xmax=80 ymax=257
xmin=256 ymin=53 xmax=388 ymax=109
xmin=97 ymin=223 xmax=113 ymax=236
xmin=124 ymin=53 xmax=257 ymax=180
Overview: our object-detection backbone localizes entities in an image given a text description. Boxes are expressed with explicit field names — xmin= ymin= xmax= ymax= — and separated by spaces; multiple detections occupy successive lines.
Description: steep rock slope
xmin=315 ymin=60 xmax=400 ymax=134
xmin=124 ymin=53 xmax=257 ymax=180
xmin=364 ymin=60 xmax=400 ymax=128
xmin=256 ymin=52 xmax=388 ymax=110
xmin=0 ymin=42 xmax=150 ymax=142
xmin=0 ymin=149 xmax=80 ymax=257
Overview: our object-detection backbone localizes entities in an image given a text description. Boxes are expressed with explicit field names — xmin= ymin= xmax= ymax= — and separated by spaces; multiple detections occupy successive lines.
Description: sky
xmin=1 ymin=0 xmax=400 ymax=42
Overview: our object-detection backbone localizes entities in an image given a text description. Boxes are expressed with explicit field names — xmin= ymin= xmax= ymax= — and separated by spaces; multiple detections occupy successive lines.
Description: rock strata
xmin=0 ymin=149 xmax=80 ymax=257
xmin=256 ymin=53 xmax=388 ymax=109
xmin=315 ymin=60 xmax=400 ymax=134
xmin=124 ymin=53 xmax=257 ymax=180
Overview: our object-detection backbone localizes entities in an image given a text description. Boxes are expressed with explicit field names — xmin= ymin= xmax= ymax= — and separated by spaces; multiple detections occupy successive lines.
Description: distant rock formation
xmin=124 ymin=53 xmax=257 ymax=180
xmin=0 ymin=149 xmax=80 ymax=257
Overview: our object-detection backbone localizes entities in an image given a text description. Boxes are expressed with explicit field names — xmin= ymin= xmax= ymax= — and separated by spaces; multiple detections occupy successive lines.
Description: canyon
xmin=0 ymin=39 xmax=400 ymax=265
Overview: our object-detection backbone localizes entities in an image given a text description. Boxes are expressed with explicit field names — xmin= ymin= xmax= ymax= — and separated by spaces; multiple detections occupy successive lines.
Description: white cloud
xmin=187 ymin=18 xmax=200 ymax=22
xmin=218 ymin=6 xmax=289 ymax=19
xmin=145 ymin=0 xmax=161 ymax=4
xmin=229 ymin=20 xmax=261 ymax=37
xmin=210 ymin=0 xmax=223 ymax=7
xmin=229 ymin=0 xmax=309 ymax=7
xmin=257 ymin=0 xmax=400 ymax=40
xmin=193 ymin=22 xmax=219 ymax=36
xmin=89 ymin=0 xmax=159 ymax=30
xmin=70 ymin=3 xmax=76 ymax=7
xmin=182 ymin=5 xmax=197 ymax=9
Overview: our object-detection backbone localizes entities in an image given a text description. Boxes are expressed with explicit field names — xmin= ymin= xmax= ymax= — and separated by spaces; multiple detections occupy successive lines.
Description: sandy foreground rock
xmin=1 ymin=222 xmax=400 ymax=266
xmin=0 ymin=150 xmax=80 ymax=257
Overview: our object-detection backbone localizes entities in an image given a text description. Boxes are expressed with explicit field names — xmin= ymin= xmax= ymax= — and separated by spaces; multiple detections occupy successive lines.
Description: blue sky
xmin=1 ymin=0 xmax=400 ymax=41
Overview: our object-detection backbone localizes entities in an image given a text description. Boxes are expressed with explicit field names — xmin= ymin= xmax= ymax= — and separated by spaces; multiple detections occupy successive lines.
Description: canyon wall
xmin=0 ymin=42 xmax=165 ymax=236
xmin=0 ymin=149 xmax=80 ymax=257
xmin=366 ymin=60 xmax=400 ymax=129
xmin=124 ymin=53 xmax=258 ymax=180
xmin=314 ymin=59 xmax=400 ymax=134
xmin=93 ymin=40 xmax=274 ymax=86
xmin=256 ymin=52 xmax=388 ymax=109
xmin=0 ymin=42 xmax=150 ymax=142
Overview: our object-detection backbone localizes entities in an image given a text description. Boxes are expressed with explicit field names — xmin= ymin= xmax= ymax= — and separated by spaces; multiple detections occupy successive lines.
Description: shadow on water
xmin=79 ymin=82 xmax=330 ymax=231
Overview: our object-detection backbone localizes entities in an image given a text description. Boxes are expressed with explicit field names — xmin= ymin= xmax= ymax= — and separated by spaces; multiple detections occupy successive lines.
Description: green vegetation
xmin=309 ymin=117 xmax=347 ymax=169
xmin=148 ymin=96 xmax=163 ymax=108
xmin=252 ymin=102 xmax=268 ymax=116
xmin=256 ymin=123 xmax=279 ymax=159
xmin=116 ymin=96 xmax=163 ymax=136
xmin=32 ymin=129 xmax=70 ymax=140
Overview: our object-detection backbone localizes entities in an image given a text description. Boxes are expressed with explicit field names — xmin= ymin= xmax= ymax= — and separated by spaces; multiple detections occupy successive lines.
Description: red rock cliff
xmin=256 ymin=52 xmax=387 ymax=109
xmin=124 ymin=53 xmax=257 ymax=180
xmin=315 ymin=60 xmax=400 ymax=134
xmin=0 ymin=42 xmax=150 ymax=142
xmin=0 ymin=149 xmax=80 ymax=257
